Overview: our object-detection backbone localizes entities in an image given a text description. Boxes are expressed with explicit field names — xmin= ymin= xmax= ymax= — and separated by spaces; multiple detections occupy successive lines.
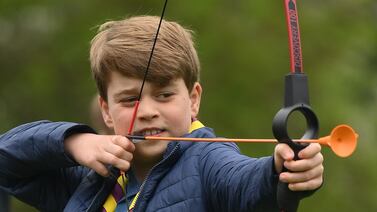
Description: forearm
xmin=0 ymin=120 xmax=96 ymax=209
xmin=0 ymin=120 xmax=95 ymax=179
xmin=200 ymin=143 xmax=279 ymax=211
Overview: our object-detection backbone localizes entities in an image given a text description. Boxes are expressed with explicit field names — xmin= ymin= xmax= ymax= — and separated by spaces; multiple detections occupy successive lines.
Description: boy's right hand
xmin=64 ymin=133 xmax=135 ymax=177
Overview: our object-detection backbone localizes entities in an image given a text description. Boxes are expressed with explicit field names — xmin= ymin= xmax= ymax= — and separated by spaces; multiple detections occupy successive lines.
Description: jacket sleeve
xmin=199 ymin=142 xmax=279 ymax=212
xmin=0 ymin=120 xmax=96 ymax=210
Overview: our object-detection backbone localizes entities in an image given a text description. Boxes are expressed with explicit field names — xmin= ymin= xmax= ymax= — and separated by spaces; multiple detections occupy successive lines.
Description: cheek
xmin=110 ymin=107 xmax=132 ymax=135
xmin=163 ymin=100 xmax=192 ymax=134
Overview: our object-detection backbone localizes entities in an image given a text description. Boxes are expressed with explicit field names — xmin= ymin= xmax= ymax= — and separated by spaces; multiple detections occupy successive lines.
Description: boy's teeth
xmin=143 ymin=129 xmax=162 ymax=136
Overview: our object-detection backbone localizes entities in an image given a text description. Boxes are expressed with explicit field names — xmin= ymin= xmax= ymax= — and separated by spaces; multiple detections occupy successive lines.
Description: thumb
xmin=274 ymin=143 xmax=294 ymax=173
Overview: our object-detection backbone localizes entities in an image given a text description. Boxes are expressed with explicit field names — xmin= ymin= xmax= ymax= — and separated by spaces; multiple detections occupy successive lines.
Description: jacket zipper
xmin=132 ymin=143 xmax=180 ymax=211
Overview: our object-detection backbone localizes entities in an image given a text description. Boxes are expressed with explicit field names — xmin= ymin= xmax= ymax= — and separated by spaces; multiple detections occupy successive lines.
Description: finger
xmin=111 ymin=135 xmax=136 ymax=152
xmin=275 ymin=143 xmax=295 ymax=161
xmin=274 ymin=143 xmax=294 ymax=172
xmin=298 ymin=143 xmax=321 ymax=159
xmin=104 ymin=142 xmax=134 ymax=162
xmin=283 ymin=153 xmax=323 ymax=172
xmin=90 ymin=161 xmax=110 ymax=177
xmin=99 ymin=151 xmax=132 ymax=172
xmin=288 ymin=176 xmax=323 ymax=191
xmin=279 ymin=164 xmax=324 ymax=183
xmin=274 ymin=143 xmax=295 ymax=173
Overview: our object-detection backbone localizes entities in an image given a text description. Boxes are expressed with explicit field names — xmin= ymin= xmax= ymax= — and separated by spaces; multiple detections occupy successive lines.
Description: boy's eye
xmin=119 ymin=96 xmax=138 ymax=106
xmin=156 ymin=92 xmax=174 ymax=100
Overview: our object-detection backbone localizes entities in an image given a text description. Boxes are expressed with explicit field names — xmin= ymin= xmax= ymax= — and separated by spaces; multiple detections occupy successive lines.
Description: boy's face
xmin=100 ymin=71 xmax=202 ymax=162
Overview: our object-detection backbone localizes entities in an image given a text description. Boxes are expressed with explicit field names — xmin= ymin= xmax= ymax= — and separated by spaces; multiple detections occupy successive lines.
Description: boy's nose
xmin=136 ymin=98 xmax=159 ymax=120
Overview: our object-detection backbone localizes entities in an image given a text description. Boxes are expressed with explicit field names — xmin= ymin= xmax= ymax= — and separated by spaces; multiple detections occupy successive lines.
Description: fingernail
xmin=284 ymin=154 xmax=292 ymax=161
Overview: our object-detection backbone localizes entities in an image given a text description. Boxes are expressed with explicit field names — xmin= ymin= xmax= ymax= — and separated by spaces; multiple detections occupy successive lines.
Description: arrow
xmin=127 ymin=124 xmax=358 ymax=158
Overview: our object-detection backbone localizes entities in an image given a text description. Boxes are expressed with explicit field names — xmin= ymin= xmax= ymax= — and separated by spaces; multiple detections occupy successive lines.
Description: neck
xmin=132 ymin=155 xmax=162 ymax=182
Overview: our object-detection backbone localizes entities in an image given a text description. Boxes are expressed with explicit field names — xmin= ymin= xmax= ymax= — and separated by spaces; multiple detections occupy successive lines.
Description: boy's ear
xmin=99 ymin=96 xmax=114 ymax=129
xmin=190 ymin=82 xmax=202 ymax=118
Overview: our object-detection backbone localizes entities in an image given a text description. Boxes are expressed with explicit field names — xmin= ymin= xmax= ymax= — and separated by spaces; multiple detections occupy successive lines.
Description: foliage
xmin=0 ymin=0 xmax=376 ymax=211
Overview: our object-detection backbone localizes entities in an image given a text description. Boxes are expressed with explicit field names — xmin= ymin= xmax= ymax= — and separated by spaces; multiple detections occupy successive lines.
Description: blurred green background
xmin=0 ymin=0 xmax=376 ymax=211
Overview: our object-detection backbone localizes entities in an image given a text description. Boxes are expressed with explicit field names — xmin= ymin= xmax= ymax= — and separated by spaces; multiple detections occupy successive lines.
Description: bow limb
xmin=272 ymin=1 xmax=319 ymax=211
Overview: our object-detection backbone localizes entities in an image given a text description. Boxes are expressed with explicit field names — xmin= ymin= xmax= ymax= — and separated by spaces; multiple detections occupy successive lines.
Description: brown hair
xmin=90 ymin=16 xmax=200 ymax=101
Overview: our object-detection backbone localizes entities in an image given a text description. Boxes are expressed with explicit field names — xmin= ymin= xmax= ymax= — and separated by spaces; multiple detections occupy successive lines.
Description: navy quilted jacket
xmin=0 ymin=121 xmax=279 ymax=211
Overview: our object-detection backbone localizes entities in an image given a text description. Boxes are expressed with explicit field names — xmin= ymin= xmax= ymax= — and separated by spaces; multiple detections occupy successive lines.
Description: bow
xmin=125 ymin=0 xmax=358 ymax=211
xmin=272 ymin=0 xmax=318 ymax=211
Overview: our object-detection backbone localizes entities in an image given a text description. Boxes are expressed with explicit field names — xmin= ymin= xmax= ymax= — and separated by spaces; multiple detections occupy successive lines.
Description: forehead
xmin=107 ymin=71 xmax=186 ymax=93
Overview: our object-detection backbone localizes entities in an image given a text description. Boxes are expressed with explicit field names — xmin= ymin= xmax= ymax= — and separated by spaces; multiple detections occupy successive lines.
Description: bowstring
xmin=121 ymin=1 xmax=169 ymax=210
xmin=127 ymin=0 xmax=169 ymax=136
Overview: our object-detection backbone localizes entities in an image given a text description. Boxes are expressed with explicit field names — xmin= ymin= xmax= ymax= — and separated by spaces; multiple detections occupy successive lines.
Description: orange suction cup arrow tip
xmin=318 ymin=125 xmax=358 ymax=158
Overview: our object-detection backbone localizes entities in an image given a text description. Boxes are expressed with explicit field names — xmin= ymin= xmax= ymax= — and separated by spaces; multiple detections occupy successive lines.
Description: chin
xmin=135 ymin=140 xmax=169 ymax=159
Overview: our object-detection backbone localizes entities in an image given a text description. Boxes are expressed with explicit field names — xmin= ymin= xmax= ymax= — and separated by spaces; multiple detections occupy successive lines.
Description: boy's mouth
xmin=134 ymin=128 xmax=165 ymax=137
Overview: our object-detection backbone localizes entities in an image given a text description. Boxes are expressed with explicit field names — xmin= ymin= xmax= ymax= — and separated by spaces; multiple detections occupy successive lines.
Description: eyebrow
xmin=112 ymin=81 xmax=179 ymax=100
xmin=112 ymin=88 xmax=139 ymax=100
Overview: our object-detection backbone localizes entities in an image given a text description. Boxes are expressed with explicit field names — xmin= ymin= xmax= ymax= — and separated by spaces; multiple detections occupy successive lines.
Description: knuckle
xmin=87 ymin=156 xmax=98 ymax=167
xmin=125 ymin=141 xmax=135 ymax=152
xmin=318 ymin=176 xmax=324 ymax=186
xmin=312 ymin=178 xmax=322 ymax=189
xmin=304 ymin=176 xmax=322 ymax=190
xmin=119 ymin=161 xmax=130 ymax=172
xmin=124 ymin=161 xmax=130 ymax=170
xmin=313 ymin=143 xmax=321 ymax=151
xmin=274 ymin=144 xmax=281 ymax=151
xmin=318 ymin=153 xmax=324 ymax=163
xmin=111 ymin=135 xmax=121 ymax=143
xmin=114 ymin=148 xmax=124 ymax=157
xmin=123 ymin=141 xmax=131 ymax=149
xmin=317 ymin=143 xmax=322 ymax=151
xmin=275 ymin=143 xmax=286 ymax=153
xmin=318 ymin=165 xmax=324 ymax=175
xmin=98 ymin=168 xmax=109 ymax=177
xmin=130 ymin=143 xmax=136 ymax=151
xmin=108 ymin=155 xmax=118 ymax=165
xmin=127 ymin=153 xmax=133 ymax=161
xmin=114 ymin=135 xmax=128 ymax=145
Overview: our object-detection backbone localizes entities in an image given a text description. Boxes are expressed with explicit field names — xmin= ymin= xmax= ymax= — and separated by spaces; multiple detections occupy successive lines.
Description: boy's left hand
xmin=274 ymin=143 xmax=324 ymax=191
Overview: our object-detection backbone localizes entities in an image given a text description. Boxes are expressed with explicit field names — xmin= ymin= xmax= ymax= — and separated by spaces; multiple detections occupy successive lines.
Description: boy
xmin=0 ymin=16 xmax=323 ymax=211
